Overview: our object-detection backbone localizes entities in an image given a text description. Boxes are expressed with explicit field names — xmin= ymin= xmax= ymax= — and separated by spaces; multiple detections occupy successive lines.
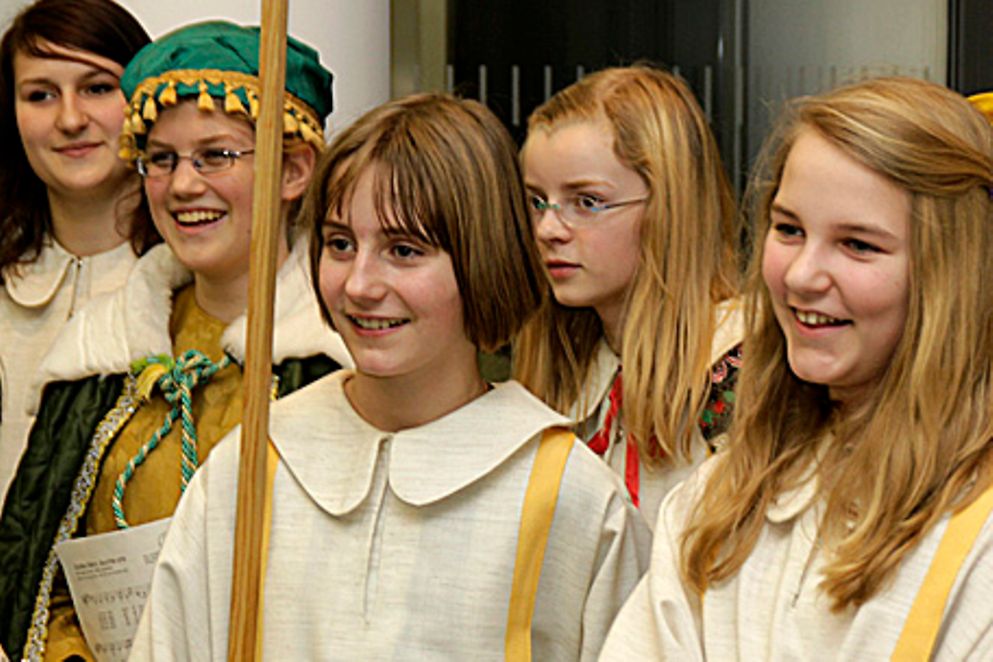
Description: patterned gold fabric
xmin=46 ymin=285 xmax=244 ymax=661
xmin=85 ymin=284 xmax=244 ymax=534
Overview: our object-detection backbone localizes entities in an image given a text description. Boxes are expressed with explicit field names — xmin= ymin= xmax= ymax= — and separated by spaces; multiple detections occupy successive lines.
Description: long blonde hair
xmin=682 ymin=77 xmax=993 ymax=609
xmin=513 ymin=65 xmax=739 ymax=464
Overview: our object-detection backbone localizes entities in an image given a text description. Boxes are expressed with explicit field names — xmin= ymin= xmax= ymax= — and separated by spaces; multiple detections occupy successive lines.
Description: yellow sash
xmin=891 ymin=482 xmax=993 ymax=660
xmin=505 ymin=427 xmax=575 ymax=662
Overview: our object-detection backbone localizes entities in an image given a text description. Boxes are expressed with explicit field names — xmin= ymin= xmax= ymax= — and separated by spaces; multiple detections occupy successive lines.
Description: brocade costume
xmin=0 ymin=241 xmax=350 ymax=660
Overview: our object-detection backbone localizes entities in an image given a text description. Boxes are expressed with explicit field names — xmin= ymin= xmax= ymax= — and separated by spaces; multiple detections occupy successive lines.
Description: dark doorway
xmin=948 ymin=0 xmax=993 ymax=95
xmin=450 ymin=0 xmax=744 ymax=181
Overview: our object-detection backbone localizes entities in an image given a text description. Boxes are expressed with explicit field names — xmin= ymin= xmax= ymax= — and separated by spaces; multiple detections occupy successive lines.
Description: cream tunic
xmin=131 ymin=371 xmax=651 ymax=661
xmin=571 ymin=300 xmax=743 ymax=527
xmin=0 ymin=240 xmax=136 ymax=504
xmin=600 ymin=458 xmax=993 ymax=660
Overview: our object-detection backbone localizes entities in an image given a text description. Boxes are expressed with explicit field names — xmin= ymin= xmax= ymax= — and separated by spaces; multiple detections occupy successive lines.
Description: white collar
xmin=765 ymin=472 xmax=820 ymax=523
xmin=32 ymin=238 xmax=352 ymax=408
xmin=269 ymin=371 xmax=570 ymax=514
xmin=2 ymin=240 xmax=135 ymax=308
xmin=569 ymin=339 xmax=620 ymax=423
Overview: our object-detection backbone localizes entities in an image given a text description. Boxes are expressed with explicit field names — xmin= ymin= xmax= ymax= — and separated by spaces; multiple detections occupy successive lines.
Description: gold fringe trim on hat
xmin=158 ymin=80 xmax=177 ymax=105
xmin=197 ymin=80 xmax=215 ymax=111
xmin=224 ymin=82 xmax=247 ymax=115
xmin=120 ymin=68 xmax=326 ymax=161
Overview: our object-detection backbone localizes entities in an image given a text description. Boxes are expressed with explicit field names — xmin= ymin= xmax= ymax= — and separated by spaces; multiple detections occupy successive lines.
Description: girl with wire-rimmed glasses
xmin=515 ymin=65 xmax=744 ymax=527
xmin=0 ymin=21 xmax=351 ymax=661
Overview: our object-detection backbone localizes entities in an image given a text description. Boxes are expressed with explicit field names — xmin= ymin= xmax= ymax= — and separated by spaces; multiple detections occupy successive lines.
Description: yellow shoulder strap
xmin=891 ymin=482 xmax=993 ymax=660
xmin=505 ymin=427 xmax=574 ymax=662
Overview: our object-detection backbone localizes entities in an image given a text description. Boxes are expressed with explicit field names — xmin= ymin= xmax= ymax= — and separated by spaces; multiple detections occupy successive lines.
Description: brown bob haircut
xmin=305 ymin=93 xmax=544 ymax=352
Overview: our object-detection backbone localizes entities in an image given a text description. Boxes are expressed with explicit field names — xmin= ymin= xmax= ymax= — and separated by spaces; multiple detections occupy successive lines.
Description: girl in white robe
xmin=513 ymin=66 xmax=743 ymax=525
xmin=0 ymin=0 xmax=156 ymax=506
xmin=601 ymin=77 xmax=993 ymax=660
xmin=131 ymin=93 xmax=650 ymax=661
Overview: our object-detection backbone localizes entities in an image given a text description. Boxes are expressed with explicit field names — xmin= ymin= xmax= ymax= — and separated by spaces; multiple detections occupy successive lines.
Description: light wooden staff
xmin=227 ymin=1 xmax=289 ymax=660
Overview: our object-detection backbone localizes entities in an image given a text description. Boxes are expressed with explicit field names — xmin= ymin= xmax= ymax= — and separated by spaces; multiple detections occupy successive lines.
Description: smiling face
xmin=762 ymin=128 xmax=912 ymax=404
xmin=318 ymin=165 xmax=476 ymax=385
xmin=522 ymin=119 xmax=647 ymax=344
xmin=14 ymin=41 xmax=130 ymax=201
xmin=143 ymin=101 xmax=273 ymax=284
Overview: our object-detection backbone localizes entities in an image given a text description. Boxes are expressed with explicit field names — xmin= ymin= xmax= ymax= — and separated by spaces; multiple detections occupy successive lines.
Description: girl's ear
xmin=280 ymin=143 xmax=317 ymax=201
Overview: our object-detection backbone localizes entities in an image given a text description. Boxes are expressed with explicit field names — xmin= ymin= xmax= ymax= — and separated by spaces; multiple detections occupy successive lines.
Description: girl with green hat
xmin=0 ymin=20 xmax=349 ymax=661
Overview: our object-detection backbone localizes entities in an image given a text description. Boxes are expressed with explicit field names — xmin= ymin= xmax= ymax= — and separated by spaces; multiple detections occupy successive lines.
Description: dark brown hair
xmin=0 ymin=0 xmax=156 ymax=279
xmin=304 ymin=93 xmax=544 ymax=352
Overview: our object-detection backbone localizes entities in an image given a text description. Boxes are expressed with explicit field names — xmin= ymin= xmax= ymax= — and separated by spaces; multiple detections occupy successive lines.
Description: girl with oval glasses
xmin=0 ymin=0 xmax=156 ymax=508
xmin=602 ymin=77 xmax=993 ymax=660
xmin=0 ymin=21 xmax=349 ymax=661
xmin=515 ymin=65 xmax=743 ymax=524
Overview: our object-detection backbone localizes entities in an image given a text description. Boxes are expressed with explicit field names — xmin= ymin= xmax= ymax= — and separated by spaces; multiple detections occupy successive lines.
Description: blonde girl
xmin=601 ymin=77 xmax=993 ymax=659
xmin=515 ymin=65 xmax=742 ymax=522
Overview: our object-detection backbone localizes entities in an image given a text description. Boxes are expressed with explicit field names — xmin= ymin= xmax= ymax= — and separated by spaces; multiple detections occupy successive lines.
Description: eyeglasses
xmin=528 ymin=193 xmax=647 ymax=227
xmin=136 ymin=148 xmax=256 ymax=178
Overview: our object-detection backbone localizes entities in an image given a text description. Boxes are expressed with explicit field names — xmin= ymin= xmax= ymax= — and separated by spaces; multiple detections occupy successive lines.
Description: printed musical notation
xmin=56 ymin=518 xmax=171 ymax=662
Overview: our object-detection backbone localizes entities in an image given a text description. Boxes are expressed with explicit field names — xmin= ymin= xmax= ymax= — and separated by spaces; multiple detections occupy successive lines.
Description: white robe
xmin=0 ymin=240 xmax=136 ymax=504
xmin=600 ymin=457 xmax=993 ymax=660
xmin=131 ymin=371 xmax=651 ymax=661
xmin=570 ymin=299 xmax=744 ymax=527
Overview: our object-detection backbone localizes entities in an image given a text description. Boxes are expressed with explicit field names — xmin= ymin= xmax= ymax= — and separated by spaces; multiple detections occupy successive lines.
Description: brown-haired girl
xmin=0 ymin=0 xmax=156 ymax=506
xmin=130 ymin=93 xmax=648 ymax=660
xmin=601 ymin=77 xmax=993 ymax=659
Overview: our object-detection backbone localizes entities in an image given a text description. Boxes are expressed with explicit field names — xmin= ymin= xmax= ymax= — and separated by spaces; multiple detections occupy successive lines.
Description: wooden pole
xmin=227 ymin=1 xmax=288 ymax=660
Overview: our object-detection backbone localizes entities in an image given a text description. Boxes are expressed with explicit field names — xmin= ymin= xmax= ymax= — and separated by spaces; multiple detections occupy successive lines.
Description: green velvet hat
xmin=119 ymin=20 xmax=334 ymax=159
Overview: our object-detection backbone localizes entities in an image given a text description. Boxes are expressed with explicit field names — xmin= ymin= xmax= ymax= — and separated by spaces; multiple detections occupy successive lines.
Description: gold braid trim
xmin=120 ymin=68 xmax=326 ymax=160
xmin=23 ymin=376 xmax=142 ymax=661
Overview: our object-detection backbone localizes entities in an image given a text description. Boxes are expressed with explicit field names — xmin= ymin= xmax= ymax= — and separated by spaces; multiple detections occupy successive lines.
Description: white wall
xmin=1 ymin=0 xmax=390 ymax=133
xmin=747 ymin=0 xmax=947 ymax=161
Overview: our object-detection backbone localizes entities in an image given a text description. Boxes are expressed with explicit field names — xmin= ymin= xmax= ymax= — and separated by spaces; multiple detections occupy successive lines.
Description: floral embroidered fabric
xmin=698 ymin=343 xmax=742 ymax=443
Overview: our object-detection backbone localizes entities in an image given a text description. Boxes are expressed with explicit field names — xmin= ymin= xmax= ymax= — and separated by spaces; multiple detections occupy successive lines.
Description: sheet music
xmin=55 ymin=517 xmax=171 ymax=662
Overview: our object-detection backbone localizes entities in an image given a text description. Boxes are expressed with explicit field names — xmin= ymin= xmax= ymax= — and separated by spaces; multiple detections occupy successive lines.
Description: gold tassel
xmin=141 ymin=96 xmax=157 ymax=122
xmin=300 ymin=121 xmax=321 ymax=146
xmin=159 ymin=81 xmax=177 ymax=106
xmin=136 ymin=363 xmax=169 ymax=402
xmin=283 ymin=110 xmax=299 ymax=133
xmin=197 ymin=81 xmax=215 ymax=111
xmin=248 ymin=91 xmax=260 ymax=119
xmin=118 ymin=136 xmax=136 ymax=161
xmin=131 ymin=111 xmax=145 ymax=135
xmin=224 ymin=84 xmax=247 ymax=115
